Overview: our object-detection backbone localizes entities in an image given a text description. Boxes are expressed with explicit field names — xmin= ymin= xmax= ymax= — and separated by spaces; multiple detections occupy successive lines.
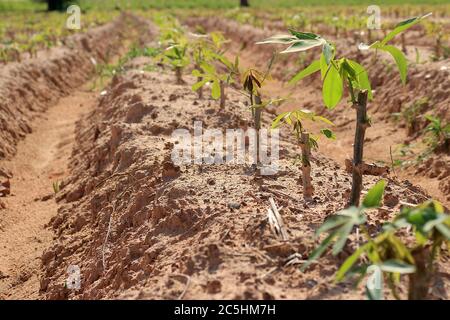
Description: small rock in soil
xmin=228 ymin=202 xmax=241 ymax=210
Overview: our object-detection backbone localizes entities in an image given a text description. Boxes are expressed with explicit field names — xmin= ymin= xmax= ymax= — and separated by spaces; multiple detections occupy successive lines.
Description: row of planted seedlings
xmin=257 ymin=13 xmax=449 ymax=299
xmin=149 ymin=13 xmax=449 ymax=299
xmin=222 ymin=8 xmax=447 ymax=62
xmin=0 ymin=11 xmax=118 ymax=63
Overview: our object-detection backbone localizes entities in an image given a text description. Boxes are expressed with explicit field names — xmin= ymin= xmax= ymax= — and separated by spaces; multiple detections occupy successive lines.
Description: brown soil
xmin=0 ymin=14 xmax=448 ymax=301
xmin=0 ymin=87 xmax=96 ymax=299
xmin=38 ymin=58 xmax=448 ymax=300
xmin=0 ymin=13 xmax=152 ymax=299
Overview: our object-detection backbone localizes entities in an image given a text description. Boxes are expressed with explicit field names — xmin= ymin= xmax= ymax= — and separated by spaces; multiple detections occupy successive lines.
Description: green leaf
xmin=379 ymin=45 xmax=408 ymax=84
xmin=436 ymin=223 xmax=450 ymax=240
xmin=289 ymin=60 xmax=320 ymax=85
xmin=336 ymin=243 xmax=370 ymax=281
xmin=280 ymin=39 xmax=326 ymax=54
xmin=211 ymin=80 xmax=221 ymax=100
xmin=301 ymin=231 xmax=337 ymax=272
xmin=322 ymin=63 xmax=343 ymax=109
xmin=192 ymin=79 xmax=208 ymax=91
xmin=322 ymin=42 xmax=334 ymax=65
xmin=366 ymin=265 xmax=384 ymax=300
xmin=321 ymin=128 xmax=336 ymax=140
xmin=256 ymin=35 xmax=297 ymax=45
xmin=332 ymin=223 xmax=353 ymax=255
xmin=288 ymin=29 xmax=321 ymax=40
xmin=316 ymin=214 xmax=349 ymax=235
xmin=362 ymin=180 xmax=386 ymax=209
xmin=381 ymin=13 xmax=432 ymax=45
xmin=347 ymin=60 xmax=372 ymax=100
xmin=319 ymin=52 xmax=328 ymax=79
xmin=201 ymin=62 xmax=216 ymax=75
xmin=314 ymin=115 xmax=334 ymax=126
xmin=271 ymin=112 xmax=290 ymax=129
xmin=379 ymin=260 xmax=416 ymax=274
xmin=192 ymin=69 xmax=202 ymax=77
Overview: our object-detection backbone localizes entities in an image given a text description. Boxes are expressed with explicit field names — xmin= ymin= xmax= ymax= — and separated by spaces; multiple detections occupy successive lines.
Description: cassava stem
xmin=254 ymin=94 xmax=262 ymax=166
xmin=349 ymin=90 xmax=369 ymax=207
xmin=300 ymin=132 xmax=314 ymax=201
xmin=408 ymin=247 xmax=432 ymax=300
xmin=175 ymin=66 xmax=184 ymax=84
xmin=219 ymin=80 xmax=226 ymax=108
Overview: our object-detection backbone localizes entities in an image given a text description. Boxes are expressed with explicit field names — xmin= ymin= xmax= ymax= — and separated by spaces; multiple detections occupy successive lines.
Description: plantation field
xmin=0 ymin=0 xmax=449 ymax=304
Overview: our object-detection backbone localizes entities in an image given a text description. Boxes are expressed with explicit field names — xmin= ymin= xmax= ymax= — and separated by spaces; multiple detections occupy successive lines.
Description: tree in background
xmin=42 ymin=0 xmax=77 ymax=11
xmin=240 ymin=0 xmax=249 ymax=7
xmin=47 ymin=0 xmax=63 ymax=11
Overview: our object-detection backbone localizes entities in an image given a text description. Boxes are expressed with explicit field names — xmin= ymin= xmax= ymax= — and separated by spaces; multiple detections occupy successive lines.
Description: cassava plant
xmin=159 ymin=41 xmax=190 ymax=85
xmin=190 ymin=32 xmax=228 ymax=99
xmin=423 ymin=115 xmax=450 ymax=153
xmin=257 ymin=13 xmax=430 ymax=206
xmin=242 ymin=68 xmax=265 ymax=166
xmin=241 ymin=58 xmax=275 ymax=165
xmin=192 ymin=54 xmax=239 ymax=108
xmin=302 ymin=180 xmax=450 ymax=300
xmin=154 ymin=18 xmax=190 ymax=85
xmin=272 ymin=110 xmax=335 ymax=201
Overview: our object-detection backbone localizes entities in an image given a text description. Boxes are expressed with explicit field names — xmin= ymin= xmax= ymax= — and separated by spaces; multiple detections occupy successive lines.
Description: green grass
xmin=1 ymin=0 xmax=449 ymax=12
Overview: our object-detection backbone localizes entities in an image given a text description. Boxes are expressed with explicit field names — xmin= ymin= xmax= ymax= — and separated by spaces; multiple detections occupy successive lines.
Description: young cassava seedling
xmin=242 ymin=68 xmax=265 ymax=166
xmin=192 ymin=54 xmax=239 ymax=108
xmin=257 ymin=13 xmax=430 ymax=206
xmin=424 ymin=115 xmax=450 ymax=154
xmin=190 ymin=31 xmax=228 ymax=99
xmin=242 ymin=58 xmax=275 ymax=165
xmin=302 ymin=179 xmax=450 ymax=300
xmin=159 ymin=41 xmax=190 ymax=84
xmin=272 ymin=110 xmax=335 ymax=200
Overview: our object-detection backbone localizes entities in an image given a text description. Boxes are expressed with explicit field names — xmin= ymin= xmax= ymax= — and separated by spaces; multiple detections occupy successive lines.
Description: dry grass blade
xmin=267 ymin=197 xmax=289 ymax=241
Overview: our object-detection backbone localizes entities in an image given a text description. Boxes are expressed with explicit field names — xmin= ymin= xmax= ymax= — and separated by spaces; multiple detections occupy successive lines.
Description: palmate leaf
xmin=362 ymin=180 xmax=386 ymax=208
xmin=391 ymin=200 xmax=450 ymax=240
xmin=289 ymin=60 xmax=320 ymax=85
xmin=381 ymin=13 xmax=432 ymax=46
xmin=304 ymin=206 xmax=366 ymax=271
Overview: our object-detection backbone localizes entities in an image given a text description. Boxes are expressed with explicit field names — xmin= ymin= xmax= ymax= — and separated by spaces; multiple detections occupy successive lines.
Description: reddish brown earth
xmin=0 ymin=13 xmax=151 ymax=299
xmin=0 ymin=14 xmax=448 ymax=300
xmin=39 ymin=57 xmax=448 ymax=299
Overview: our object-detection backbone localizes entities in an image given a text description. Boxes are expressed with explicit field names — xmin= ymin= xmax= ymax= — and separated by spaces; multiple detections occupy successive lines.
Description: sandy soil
xmin=0 ymin=88 xmax=95 ymax=299
xmin=0 ymin=13 xmax=448 ymax=301
xmin=0 ymin=13 xmax=152 ymax=300
xmin=38 ymin=58 xmax=448 ymax=300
